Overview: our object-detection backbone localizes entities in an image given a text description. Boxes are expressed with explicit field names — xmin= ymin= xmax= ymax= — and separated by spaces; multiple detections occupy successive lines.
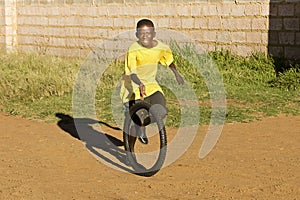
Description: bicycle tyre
xmin=123 ymin=101 xmax=167 ymax=177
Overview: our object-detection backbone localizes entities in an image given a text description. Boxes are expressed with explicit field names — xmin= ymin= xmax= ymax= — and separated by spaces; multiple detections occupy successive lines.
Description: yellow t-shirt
xmin=120 ymin=40 xmax=174 ymax=103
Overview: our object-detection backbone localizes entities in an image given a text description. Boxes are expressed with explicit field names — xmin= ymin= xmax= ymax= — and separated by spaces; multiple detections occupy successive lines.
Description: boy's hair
xmin=136 ymin=19 xmax=155 ymax=30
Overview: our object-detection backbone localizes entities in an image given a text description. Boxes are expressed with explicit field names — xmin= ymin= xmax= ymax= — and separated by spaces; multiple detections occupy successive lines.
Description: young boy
xmin=120 ymin=19 xmax=184 ymax=148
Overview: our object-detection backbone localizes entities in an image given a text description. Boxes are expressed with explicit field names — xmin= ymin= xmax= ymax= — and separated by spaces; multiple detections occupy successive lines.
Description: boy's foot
xmin=137 ymin=126 xmax=148 ymax=144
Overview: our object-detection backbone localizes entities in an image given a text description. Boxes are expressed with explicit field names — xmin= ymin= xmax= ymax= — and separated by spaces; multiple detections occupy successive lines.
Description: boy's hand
xmin=139 ymin=84 xmax=146 ymax=100
xmin=175 ymin=73 xmax=184 ymax=85
xmin=169 ymin=63 xmax=184 ymax=85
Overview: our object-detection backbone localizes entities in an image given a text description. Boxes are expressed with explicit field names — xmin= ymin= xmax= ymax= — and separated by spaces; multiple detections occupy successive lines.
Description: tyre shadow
xmin=55 ymin=113 xmax=134 ymax=173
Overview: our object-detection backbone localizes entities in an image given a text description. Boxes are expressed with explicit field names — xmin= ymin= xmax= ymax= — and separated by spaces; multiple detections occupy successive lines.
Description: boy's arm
xmin=130 ymin=74 xmax=146 ymax=100
xmin=169 ymin=62 xmax=184 ymax=85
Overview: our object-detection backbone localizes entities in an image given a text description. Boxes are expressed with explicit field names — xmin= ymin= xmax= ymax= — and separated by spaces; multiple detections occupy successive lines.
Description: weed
xmin=0 ymin=47 xmax=299 ymax=125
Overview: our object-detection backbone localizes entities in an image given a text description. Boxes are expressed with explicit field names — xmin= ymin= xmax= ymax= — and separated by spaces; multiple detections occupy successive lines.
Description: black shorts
xmin=124 ymin=91 xmax=167 ymax=112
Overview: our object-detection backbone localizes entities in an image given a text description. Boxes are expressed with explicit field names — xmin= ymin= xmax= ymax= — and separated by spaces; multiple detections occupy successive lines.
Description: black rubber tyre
xmin=123 ymin=101 xmax=167 ymax=177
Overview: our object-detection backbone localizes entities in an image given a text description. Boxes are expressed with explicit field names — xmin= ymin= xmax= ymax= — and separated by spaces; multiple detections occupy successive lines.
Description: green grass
xmin=0 ymin=48 xmax=299 ymax=127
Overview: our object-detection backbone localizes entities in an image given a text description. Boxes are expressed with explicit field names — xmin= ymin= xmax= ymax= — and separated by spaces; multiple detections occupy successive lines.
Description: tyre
xmin=123 ymin=101 xmax=167 ymax=177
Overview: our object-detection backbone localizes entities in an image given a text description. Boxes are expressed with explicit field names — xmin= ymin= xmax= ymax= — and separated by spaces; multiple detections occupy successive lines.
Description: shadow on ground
xmin=55 ymin=113 xmax=134 ymax=173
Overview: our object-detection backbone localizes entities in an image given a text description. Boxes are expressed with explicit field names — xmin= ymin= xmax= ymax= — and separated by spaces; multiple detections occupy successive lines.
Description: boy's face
xmin=136 ymin=25 xmax=156 ymax=48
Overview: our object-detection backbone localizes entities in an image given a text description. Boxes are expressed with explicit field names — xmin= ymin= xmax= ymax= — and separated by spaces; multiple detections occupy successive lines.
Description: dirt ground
xmin=0 ymin=112 xmax=299 ymax=200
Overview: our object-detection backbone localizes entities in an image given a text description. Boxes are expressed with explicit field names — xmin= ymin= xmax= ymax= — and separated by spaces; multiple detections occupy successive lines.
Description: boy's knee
xmin=150 ymin=104 xmax=167 ymax=119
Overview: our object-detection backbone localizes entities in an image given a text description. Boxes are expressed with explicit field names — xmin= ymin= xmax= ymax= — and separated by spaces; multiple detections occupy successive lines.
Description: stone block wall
xmin=268 ymin=1 xmax=300 ymax=64
xmin=0 ymin=0 xmax=18 ymax=52
xmin=0 ymin=4 xmax=5 ymax=50
xmin=0 ymin=0 xmax=299 ymax=62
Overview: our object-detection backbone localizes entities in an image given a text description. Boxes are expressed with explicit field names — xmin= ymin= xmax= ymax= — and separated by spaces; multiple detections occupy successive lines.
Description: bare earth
xmin=0 ymin=112 xmax=299 ymax=200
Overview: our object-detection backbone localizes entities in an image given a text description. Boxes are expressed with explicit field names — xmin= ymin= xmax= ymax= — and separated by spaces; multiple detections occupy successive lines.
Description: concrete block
xmin=252 ymin=17 xmax=267 ymax=30
xmin=217 ymin=4 xmax=231 ymax=16
xmin=296 ymin=32 xmax=300 ymax=45
xmin=50 ymin=7 xmax=60 ymax=16
xmin=50 ymin=37 xmax=66 ymax=47
xmin=195 ymin=18 xmax=208 ymax=29
xmin=202 ymin=5 xmax=217 ymax=16
xmin=231 ymin=31 xmax=246 ymax=43
xmin=191 ymin=5 xmax=202 ymax=17
xmin=94 ymin=17 xmax=112 ymax=27
xmin=60 ymin=7 xmax=71 ymax=17
xmin=269 ymin=18 xmax=283 ymax=31
xmin=65 ymin=27 xmax=80 ymax=37
xmin=269 ymin=3 xmax=278 ymax=17
xmin=140 ymin=6 xmax=152 ymax=16
xmin=108 ymin=5 xmax=124 ymax=16
xmin=64 ymin=16 xmax=76 ymax=26
xmin=209 ymin=5 xmax=218 ymax=16
xmin=4 ymin=17 xmax=12 ymax=25
xmin=268 ymin=31 xmax=278 ymax=45
xmin=169 ymin=18 xmax=181 ymax=29
xmin=181 ymin=18 xmax=194 ymax=29
xmin=156 ymin=17 xmax=169 ymax=28
xmin=203 ymin=30 xmax=216 ymax=42
xmin=284 ymin=46 xmax=300 ymax=60
xmin=18 ymin=26 xmax=32 ymax=35
xmin=278 ymin=4 xmax=294 ymax=16
xmin=231 ymin=4 xmax=245 ymax=17
xmin=217 ymin=31 xmax=231 ymax=43
xmin=34 ymin=16 xmax=48 ymax=26
xmin=244 ymin=3 xmax=261 ymax=16
xmin=97 ymin=5 xmax=108 ymax=16
xmin=208 ymin=17 xmax=221 ymax=30
xmin=113 ymin=18 xmax=123 ymax=27
xmin=48 ymin=17 xmax=61 ymax=26
xmin=253 ymin=45 xmax=267 ymax=54
xmin=122 ymin=18 xmax=135 ymax=28
xmin=206 ymin=44 xmax=216 ymax=52
xmin=279 ymin=32 xmax=295 ymax=45
xmin=233 ymin=18 xmax=252 ymax=30
xmin=261 ymin=32 xmax=268 ymax=44
xmin=150 ymin=5 xmax=166 ymax=16
xmin=246 ymin=32 xmax=261 ymax=43
xmin=164 ymin=5 xmax=177 ymax=17
xmin=86 ymin=6 xmax=98 ymax=17
xmin=220 ymin=18 xmax=231 ymax=29
xmin=232 ymin=45 xmax=253 ymax=56
xmin=189 ymin=30 xmax=203 ymax=41
xmin=261 ymin=4 xmax=270 ymax=17
xmin=295 ymin=3 xmax=300 ymax=17
xmin=176 ymin=5 xmax=189 ymax=17
xmin=82 ymin=17 xmax=95 ymax=27
xmin=283 ymin=18 xmax=299 ymax=31
xmin=66 ymin=37 xmax=78 ymax=48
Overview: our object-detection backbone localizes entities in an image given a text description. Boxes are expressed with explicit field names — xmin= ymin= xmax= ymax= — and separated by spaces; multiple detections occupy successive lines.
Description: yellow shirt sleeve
xmin=159 ymin=45 xmax=174 ymax=67
xmin=125 ymin=51 xmax=137 ymax=75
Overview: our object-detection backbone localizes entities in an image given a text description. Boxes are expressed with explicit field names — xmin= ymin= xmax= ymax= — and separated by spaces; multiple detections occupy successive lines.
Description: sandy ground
xmin=0 ymin=112 xmax=299 ymax=200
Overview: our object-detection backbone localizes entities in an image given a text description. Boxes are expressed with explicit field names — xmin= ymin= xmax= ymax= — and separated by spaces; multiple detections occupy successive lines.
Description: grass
xmin=0 ymin=47 xmax=299 ymax=127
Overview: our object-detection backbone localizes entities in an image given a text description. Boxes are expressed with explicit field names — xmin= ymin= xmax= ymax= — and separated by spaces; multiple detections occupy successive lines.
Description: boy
xmin=120 ymin=19 xmax=184 ymax=148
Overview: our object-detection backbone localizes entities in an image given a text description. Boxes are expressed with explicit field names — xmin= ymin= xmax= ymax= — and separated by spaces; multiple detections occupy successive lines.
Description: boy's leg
xmin=148 ymin=91 xmax=168 ymax=122
xmin=124 ymin=102 xmax=138 ymax=149
xmin=134 ymin=92 xmax=167 ymax=144
xmin=129 ymin=125 xmax=137 ymax=152
xmin=128 ymin=100 xmax=149 ymax=144
xmin=127 ymin=92 xmax=167 ymax=145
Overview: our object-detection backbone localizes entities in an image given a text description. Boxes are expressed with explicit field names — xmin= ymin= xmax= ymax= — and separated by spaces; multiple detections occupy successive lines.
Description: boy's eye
xmin=138 ymin=32 xmax=151 ymax=36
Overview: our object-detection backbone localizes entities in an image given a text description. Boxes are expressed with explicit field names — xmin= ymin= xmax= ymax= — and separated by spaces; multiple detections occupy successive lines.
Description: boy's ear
xmin=153 ymin=31 xmax=156 ymax=38
xmin=135 ymin=32 xmax=138 ymax=38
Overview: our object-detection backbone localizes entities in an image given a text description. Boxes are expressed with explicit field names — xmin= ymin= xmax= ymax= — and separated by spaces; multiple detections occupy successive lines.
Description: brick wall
xmin=1 ymin=0 xmax=18 ymax=52
xmin=268 ymin=1 xmax=300 ymax=64
xmin=0 ymin=0 xmax=299 ymax=62
xmin=0 ymin=5 xmax=5 ymax=50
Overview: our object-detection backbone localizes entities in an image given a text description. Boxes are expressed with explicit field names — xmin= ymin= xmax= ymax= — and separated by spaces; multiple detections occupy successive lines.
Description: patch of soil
xmin=0 ymin=113 xmax=299 ymax=199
